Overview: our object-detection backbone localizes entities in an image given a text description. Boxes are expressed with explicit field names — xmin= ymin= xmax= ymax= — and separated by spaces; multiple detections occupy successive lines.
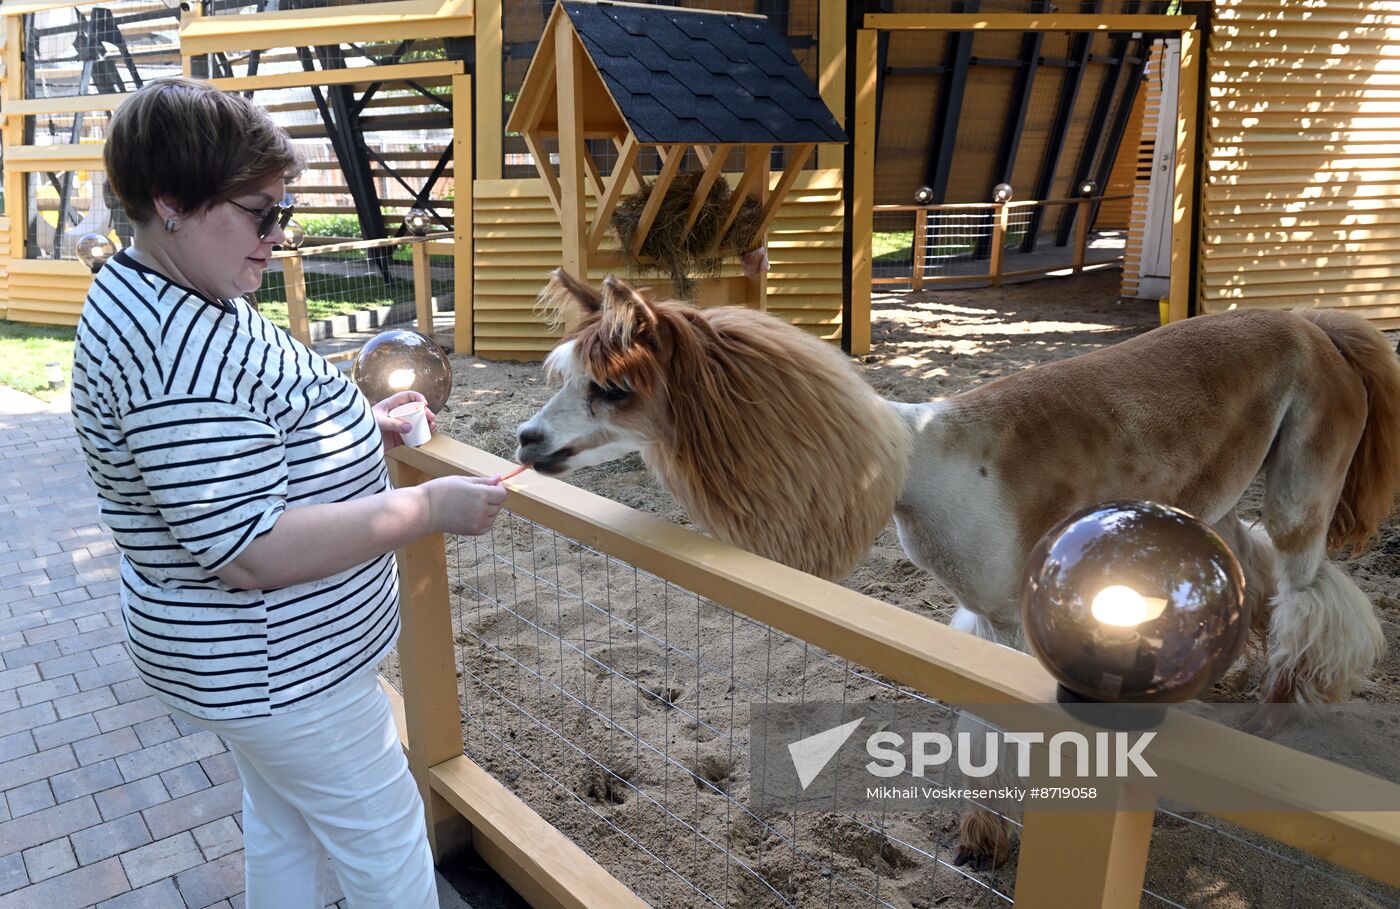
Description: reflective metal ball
xmin=992 ymin=183 xmax=1014 ymax=204
xmin=1079 ymin=180 xmax=1099 ymax=198
xmin=913 ymin=185 xmax=935 ymax=205
xmin=1020 ymin=501 xmax=1248 ymax=703
xmin=404 ymin=207 xmax=433 ymax=236
xmin=77 ymin=232 xmax=117 ymax=273
xmin=351 ymin=329 xmax=453 ymax=413
xmin=280 ymin=218 xmax=306 ymax=250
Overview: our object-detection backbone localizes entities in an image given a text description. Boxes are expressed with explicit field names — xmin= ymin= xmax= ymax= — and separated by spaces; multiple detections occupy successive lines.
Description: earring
xmin=164 ymin=218 xmax=178 ymax=233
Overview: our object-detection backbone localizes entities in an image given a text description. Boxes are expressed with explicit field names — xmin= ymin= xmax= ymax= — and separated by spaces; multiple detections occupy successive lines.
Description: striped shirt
xmin=70 ymin=250 xmax=399 ymax=719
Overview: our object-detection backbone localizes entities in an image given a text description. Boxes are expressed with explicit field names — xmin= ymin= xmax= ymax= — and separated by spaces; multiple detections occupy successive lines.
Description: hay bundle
xmin=610 ymin=170 xmax=762 ymax=298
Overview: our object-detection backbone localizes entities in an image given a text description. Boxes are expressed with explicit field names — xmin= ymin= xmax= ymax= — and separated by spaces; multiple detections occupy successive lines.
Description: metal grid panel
xmin=446 ymin=510 xmax=1019 ymax=908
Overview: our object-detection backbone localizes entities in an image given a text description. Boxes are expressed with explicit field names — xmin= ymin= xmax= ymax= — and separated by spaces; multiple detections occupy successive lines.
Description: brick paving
xmin=0 ymin=387 xmax=467 ymax=909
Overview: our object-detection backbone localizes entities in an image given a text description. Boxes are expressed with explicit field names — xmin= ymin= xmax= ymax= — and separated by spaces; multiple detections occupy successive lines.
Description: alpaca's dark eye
xmin=589 ymin=382 xmax=631 ymax=403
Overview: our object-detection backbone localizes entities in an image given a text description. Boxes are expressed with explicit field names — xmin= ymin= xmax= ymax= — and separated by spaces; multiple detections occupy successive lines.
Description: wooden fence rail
xmin=382 ymin=436 xmax=1400 ymax=908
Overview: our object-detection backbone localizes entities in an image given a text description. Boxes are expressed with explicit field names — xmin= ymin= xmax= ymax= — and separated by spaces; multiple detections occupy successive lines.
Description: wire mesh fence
xmin=445 ymin=510 xmax=1017 ymax=909
xmin=255 ymin=239 xmax=453 ymax=336
xmin=368 ymin=503 xmax=1400 ymax=909
xmin=872 ymin=201 xmax=1126 ymax=290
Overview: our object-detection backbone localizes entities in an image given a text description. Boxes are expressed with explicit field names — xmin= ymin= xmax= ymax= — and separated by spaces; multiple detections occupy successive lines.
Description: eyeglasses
xmin=228 ymin=195 xmax=295 ymax=240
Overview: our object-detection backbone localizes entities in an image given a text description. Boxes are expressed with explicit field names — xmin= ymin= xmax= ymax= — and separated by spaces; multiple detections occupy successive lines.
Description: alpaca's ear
xmin=535 ymin=268 xmax=600 ymax=329
xmin=599 ymin=274 xmax=658 ymax=347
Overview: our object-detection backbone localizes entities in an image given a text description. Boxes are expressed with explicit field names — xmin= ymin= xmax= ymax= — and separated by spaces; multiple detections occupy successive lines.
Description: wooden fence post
xmin=282 ymin=254 xmax=311 ymax=345
xmin=1013 ymin=784 xmax=1156 ymax=908
xmin=1073 ymin=197 xmax=1091 ymax=274
xmin=911 ymin=208 xmax=928 ymax=291
xmin=412 ymin=240 xmax=434 ymax=337
xmin=388 ymin=461 xmax=472 ymax=861
xmin=989 ymin=204 xmax=1009 ymax=286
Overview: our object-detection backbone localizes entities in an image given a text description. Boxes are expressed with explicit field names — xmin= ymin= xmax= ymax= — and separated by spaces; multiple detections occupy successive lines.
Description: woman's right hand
xmin=423 ymin=476 xmax=508 ymax=536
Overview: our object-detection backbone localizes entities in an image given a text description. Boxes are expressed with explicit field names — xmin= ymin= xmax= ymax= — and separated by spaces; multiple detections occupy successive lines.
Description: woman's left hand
xmin=372 ymin=391 xmax=436 ymax=451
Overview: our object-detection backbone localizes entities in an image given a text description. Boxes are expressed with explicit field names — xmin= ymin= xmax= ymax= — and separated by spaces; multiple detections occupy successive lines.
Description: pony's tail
xmin=1300 ymin=309 xmax=1400 ymax=553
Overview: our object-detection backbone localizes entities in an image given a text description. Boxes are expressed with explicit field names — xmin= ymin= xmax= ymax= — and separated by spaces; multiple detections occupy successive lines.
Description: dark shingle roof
xmin=562 ymin=1 xmax=846 ymax=145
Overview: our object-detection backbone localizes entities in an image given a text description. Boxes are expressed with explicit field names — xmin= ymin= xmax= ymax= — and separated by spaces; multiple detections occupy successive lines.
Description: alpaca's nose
xmin=518 ymin=427 xmax=545 ymax=448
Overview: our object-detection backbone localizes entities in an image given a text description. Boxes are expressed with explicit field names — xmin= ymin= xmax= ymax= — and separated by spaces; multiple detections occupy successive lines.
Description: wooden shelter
xmin=505 ymin=0 xmax=846 ymax=310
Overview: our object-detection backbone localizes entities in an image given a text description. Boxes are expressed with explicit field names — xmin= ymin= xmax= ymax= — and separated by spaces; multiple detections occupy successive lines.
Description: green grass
xmin=0 ymin=321 xmax=77 ymax=401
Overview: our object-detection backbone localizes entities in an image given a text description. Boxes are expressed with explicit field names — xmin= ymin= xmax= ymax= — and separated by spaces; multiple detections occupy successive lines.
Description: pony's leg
xmin=1257 ymin=439 xmax=1385 ymax=722
xmin=949 ymin=606 xmax=1020 ymax=870
xmin=1211 ymin=512 xmax=1279 ymax=649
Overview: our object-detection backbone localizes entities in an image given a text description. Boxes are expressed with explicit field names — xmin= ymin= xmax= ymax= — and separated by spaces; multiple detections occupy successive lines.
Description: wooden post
xmin=745 ymin=145 xmax=770 ymax=310
xmin=911 ymin=208 xmax=928 ymax=292
xmin=1013 ymin=784 xmax=1156 ymax=908
xmin=555 ymin=23 xmax=588 ymax=328
xmin=1168 ymin=27 xmax=1200 ymax=324
xmin=453 ymin=71 xmax=474 ymax=356
xmin=989 ymin=204 xmax=1008 ymax=286
xmin=412 ymin=239 xmax=433 ymax=336
xmin=850 ymin=29 xmax=877 ymax=356
xmin=281 ymin=254 xmax=311 ymax=345
xmin=389 ymin=461 xmax=472 ymax=862
xmin=1073 ymin=197 xmax=1091 ymax=273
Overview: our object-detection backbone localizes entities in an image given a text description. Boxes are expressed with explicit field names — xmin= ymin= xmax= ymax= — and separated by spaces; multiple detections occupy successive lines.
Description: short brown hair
xmin=104 ymin=78 xmax=301 ymax=225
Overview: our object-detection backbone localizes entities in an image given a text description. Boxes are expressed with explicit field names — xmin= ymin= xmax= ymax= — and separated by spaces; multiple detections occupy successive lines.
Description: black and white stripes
xmin=71 ymin=251 xmax=399 ymax=719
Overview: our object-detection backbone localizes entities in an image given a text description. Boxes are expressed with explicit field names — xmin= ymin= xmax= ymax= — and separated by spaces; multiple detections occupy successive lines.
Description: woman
xmin=70 ymin=78 xmax=503 ymax=907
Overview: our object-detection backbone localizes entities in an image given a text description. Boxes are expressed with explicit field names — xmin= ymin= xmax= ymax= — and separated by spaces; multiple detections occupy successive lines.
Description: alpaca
xmin=516 ymin=270 xmax=1400 ymax=867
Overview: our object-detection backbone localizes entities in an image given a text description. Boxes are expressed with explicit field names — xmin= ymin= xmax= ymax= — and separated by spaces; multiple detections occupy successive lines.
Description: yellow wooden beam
xmin=705 ymin=147 xmax=768 ymax=258
xmin=521 ymin=130 xmax=562 ymax=220
xmin=504 ymin=1 xmax=563 ymax=135
xmin=849 ymin=29 xmax=877 ymax=355
xmin=1015 ymin=786 xmax=1156 ymax=908
xmin=453 ymin=72 xmax=474 ymax=355
xmin=6 ymin=144 xmax=105 ymax=172
xmin=681 ymin=144 xmax=731 ymax=236
xmin=475 ymin=0 xmax=504 ymax=181
xmin=431 ymin=756 xmax=649 ymax=909
xmin=3 ymin=93 xmax=128 ymax=116
xmin=864 ymin=13 xmax=1196 ymax=32
xmin=629 ymin=144 xmax=685 ymax=260
xmin=556 ymin=22 xmax=589 ymax=294
xmin=1171 ymin=29 xmax=1200 ymax=324
xmin=751 ymin=143 xmax=815 ymax=241
xmin=205 ymin=59 xmax=463 ymax=94
xmin=817 ymin=0 xmax=847 ymax=170
xmin=586 ymin=132 xmax=640 ymax=255
xmin=180 ymin=0 xmax=474 ymax=56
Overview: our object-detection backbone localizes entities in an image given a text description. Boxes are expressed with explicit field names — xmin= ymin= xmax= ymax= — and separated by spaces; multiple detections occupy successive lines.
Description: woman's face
xmin=170 ymin=175 xmax=288 ymax=301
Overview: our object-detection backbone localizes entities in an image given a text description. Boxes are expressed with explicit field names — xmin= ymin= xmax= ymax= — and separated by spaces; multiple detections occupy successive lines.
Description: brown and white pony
xmin=517 ymin=270 xmax=1400 ymax=865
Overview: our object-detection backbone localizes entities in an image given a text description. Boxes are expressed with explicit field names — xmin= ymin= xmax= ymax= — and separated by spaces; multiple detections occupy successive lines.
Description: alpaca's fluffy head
xmin=517 ymin=269 xmax=910 ymax=580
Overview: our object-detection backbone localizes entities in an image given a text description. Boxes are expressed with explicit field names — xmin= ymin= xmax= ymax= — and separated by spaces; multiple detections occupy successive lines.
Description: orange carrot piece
xmin=490 ymin=463 xmax=530 ymax=485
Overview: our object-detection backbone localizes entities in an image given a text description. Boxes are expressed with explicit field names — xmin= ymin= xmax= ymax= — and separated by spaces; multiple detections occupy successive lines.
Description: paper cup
xmin=389 ymin=401 xmax=432 ymax=448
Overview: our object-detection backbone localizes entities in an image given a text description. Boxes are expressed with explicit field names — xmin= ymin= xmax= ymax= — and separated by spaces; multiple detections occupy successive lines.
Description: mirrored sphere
xmin=1020 ymin=501 xmax=1248 ymax=703
xmin=992 ymin=182 xmax=1014 ymax=204
xmin=404 ymin=208 xmax=432 ymax=236
xmin=1079 ymin=180 xmax=1099 ymax=198
xmin=281 ymin=218 xmax=306 ymax=250
xmin=913 ymin=185 xmax=935 ymax=205
xmin=351 ymin=329 xmax=453 ymax=413
xmin=77 ymin=232 xmax=117 ymax=273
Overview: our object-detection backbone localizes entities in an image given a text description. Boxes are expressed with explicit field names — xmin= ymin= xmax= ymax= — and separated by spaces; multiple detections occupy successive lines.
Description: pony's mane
xmin=560 ymin=288 xmax=910 ymax=581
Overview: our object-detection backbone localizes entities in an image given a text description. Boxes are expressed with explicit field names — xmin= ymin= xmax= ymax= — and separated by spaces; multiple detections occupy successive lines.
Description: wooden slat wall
xmin=3 ymin=260 xmax=94 ymax=326
xmin=1200 ymin=0 xmax=1400 ymax=326
xmin=1122 ymin=41 xmax=1166 ymax=301
xmin=472 ymin=169 xmax=845 ymax=361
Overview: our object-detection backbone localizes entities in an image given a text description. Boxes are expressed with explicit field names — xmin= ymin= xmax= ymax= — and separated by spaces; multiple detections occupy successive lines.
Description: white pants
xmin=175 ymin=671 xmax=438 ymax=909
